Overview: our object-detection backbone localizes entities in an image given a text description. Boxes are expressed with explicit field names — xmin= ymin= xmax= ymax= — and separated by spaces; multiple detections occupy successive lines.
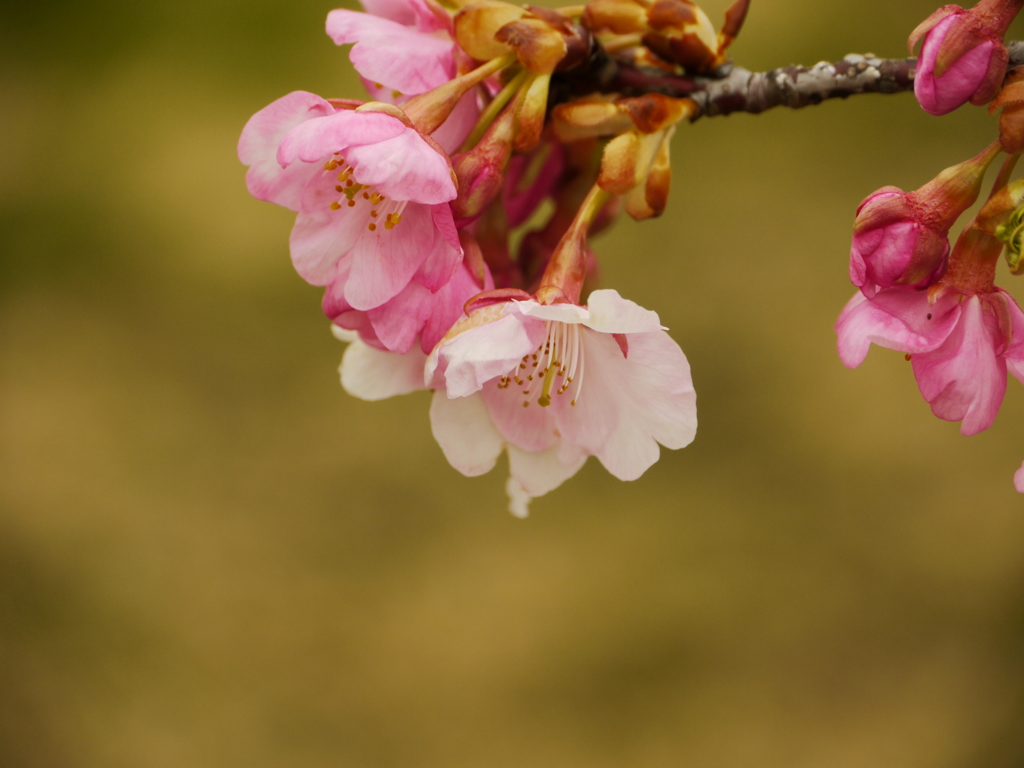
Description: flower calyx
xmin=989 ymin=66 xmax=1024 ymax=153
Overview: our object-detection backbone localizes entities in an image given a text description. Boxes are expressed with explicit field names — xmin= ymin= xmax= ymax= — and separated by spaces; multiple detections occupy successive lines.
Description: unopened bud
xmin=642 ymin=0 xmax=721 ymax=73
xmin=451 ymin=108 xmax=516 ymax=223
xmin=495 ymin=16 xmax=568 ymax=74
xmin=909 ymin=0 xmax=1022 ymax=115
xmin=990 ymin=67 xmax=1024 ymax=153
xmin=454 ymin=0 xmax=526 ymax=61
xmin=850 ymin=141 xmax=1002 ymax=294
xmin=513 ymin=73 xmax=552 ymax=151
xmin=582 ymin=0 xmax=649 ymax=35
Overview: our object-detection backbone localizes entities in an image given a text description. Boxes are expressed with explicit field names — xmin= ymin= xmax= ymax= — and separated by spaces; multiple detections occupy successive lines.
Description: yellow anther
xmin=329 ymin=202 xmax=342 ymax=210
xmin=347 ymin=199 xmax=356 ymax=207
xmin=368 ymin=223 xmax=377 ymax=231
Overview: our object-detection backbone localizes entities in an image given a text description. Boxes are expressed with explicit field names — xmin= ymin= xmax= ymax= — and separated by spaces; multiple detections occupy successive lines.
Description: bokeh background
xmin=4 ymin=0 xmax=1024 ymax=765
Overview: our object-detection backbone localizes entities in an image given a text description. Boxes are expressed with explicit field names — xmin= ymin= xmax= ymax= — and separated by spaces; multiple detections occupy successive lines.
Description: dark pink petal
xmin=915 ymin=15 xmax=996 ymax=115
xmin=239 ymin=91 xmax=336 ymax=211
xmin=1001 ymin=288 xmax=1024 ymax=385
xmin=367 ymin=281 xmax=436 ymax=353
xmin=912 ymin=295 xmax=1006 ymax=435
xmin=412 ymin=204 xmax=463 ymax=292
xmin=835 ymin=288 xmax=961 ymax=368
xmin=419 ymin=262 xmax=493 ymax=353
xmin=277 ymin=110 xmax=406 ymax=167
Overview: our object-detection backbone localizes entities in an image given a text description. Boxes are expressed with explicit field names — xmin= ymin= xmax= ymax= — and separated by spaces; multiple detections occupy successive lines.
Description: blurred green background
xmin=4 ymin=1 xmax=1024 ymax=766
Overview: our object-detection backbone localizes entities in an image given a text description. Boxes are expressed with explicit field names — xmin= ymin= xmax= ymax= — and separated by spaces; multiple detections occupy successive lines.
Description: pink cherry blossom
xmin=238 ymin=91 xmax=463 ymax=313
xmin=325 ymin=0 xmax=479 ymax=152
xmin=1014 ymin=460 xmax=1024 ymax=492
xmin=849 ymin=188 xmax=949 ymax=297
xmin=425 ymin=289 xmax=697 ymax=515
xmin=836 ymin=285 xmax=1024 ymax=435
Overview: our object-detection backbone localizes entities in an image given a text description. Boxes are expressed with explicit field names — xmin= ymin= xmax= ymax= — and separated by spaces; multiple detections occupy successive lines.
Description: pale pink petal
xmin=584 ymin=289 xmax=664 ymax=334
xmin=344 ymin=202 xmax=434 ymax=310
xmin=340 ymin=338 xmax=427 ymax=400
xmin=239 ymin=91 xmax=336 ymax=211
xmin=835 ymin=288 xmax=961 ymax=368
xmin=911 ymin=295 xmax=1006 ymax=435
xmin=480 ymin=380 xmax=559 ymax=452
xmin=505 ymin=443 xmax=587 ymax=517
xmin=1014 ymin=461 xmax=1024 ymax=493
xmin=344 ymin=130 xmax=457 ymax=204
xmin=277 ymin=110 xmax=406 ymax=167
xmin=506 ymin=300 xmax=589 ymax=325
xmin=507 ymin=443 xmax=587 ymax=497
xmin=506 ymin=477 xmax=533 ymax=519
xmin=436 ymin=314 xmax=544 ymax=396
xmin=430 ymin=391 xmax=505 ymax=476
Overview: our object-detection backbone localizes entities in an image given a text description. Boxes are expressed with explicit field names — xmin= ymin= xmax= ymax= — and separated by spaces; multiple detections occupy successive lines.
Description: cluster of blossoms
xmin=240 ymin=0 xmax=1024 ymax=511
xmin=835 ymin=0 xmax=1024 ymax=490
xmin=238 ymin=0 xmax=753 ymax=514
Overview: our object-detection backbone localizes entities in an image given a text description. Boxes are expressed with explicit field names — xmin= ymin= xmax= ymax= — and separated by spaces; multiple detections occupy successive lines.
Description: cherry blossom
xmin=836 ymin=285 xmax=1024 ymax=435
xmin=425 ymin=289 xmax=697 ymax=515
xmin=238 ymin=91 xmax=462 ymax=313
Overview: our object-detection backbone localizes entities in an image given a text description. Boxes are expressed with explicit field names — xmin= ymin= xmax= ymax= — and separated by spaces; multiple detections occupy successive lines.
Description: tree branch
xmin=593 ymin=40 xmax=1024 ymax=121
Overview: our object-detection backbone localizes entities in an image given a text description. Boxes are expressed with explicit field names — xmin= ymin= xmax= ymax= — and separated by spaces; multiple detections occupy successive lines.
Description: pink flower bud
xmin=849 ymin=142 xmax=1001 ymax=295
xmin=849 ymin=189 xmax=949 ymax=296
xmin=909 ymin=0 xmax=1021 ymax=116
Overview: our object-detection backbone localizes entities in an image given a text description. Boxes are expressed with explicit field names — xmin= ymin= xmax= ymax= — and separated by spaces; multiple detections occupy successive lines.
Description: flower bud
xmin=454 ymin=1 xmax=526 ymax=61
xmin=850 ymin=141 xmax=1002 ymax=295
xmin=451 ymin=108 xmax=516 ymax=224
xmin=909 ymin=0 xmax=1022 ymax=115
xmin=582 ymin=0 xmax=649 ymax=35
xmin=989 ymin=67 xmax=1024 ymax=153
xmin=642 ymin=0 xmax=721 ymax=73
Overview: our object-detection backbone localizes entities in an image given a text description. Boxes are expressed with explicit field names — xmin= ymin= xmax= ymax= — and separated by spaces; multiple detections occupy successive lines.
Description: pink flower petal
xmin=911 ymin=295 xmax=1007 ymax=435
xmin=343 ymin=129 xmax=457 ymax=205
xmin=238 ymin=91 xmax=336 ymax=211
xmin=835 ymin=288 xmax=961 ymax=368
xmin=1014 ymin=461 xmax=1024 ymax=493
xmin=276 ymin=110 xmax=406 ymax=167
xmin=344 ymin=201 xmax=435 ymax=310
xmin=506 ymin=443 xmax=587 ymax=516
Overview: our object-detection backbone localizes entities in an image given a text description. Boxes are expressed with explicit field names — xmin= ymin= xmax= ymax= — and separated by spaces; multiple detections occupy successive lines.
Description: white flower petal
xmin=340 ymin=339 xmax=427 ymax=400
xmin=429 ymin=391 xmax=504 ymax=476
xmin=584 ymin=289 xmax=663 ymax=333
xmin=507 ymin=443 xmax=586 ymax=498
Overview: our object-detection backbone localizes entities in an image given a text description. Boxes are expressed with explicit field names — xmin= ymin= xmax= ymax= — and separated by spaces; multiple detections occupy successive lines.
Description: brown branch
xmin=579 ymin=40 xmax=1024 ymax=121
